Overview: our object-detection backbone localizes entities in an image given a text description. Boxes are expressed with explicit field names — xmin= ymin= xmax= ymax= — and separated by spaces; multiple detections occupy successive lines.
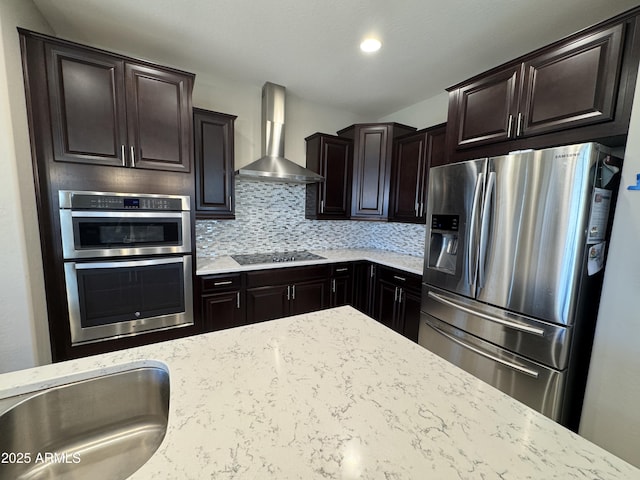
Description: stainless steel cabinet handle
xmin=393 ymin=275 xmax=406 ymax=282
xmin=121 ymin=145 xmax=126 ymax=167
xmin=419 ymin=202 xmax=424 ymax=218
xmin=287 ymin=285 xmax=291 ymax=301
xmin=507 ymin=114 xmax=513 ymax=138
xmin=516 ymin=112 xmax=523 ymax=137
xmin=427 ymin=291 xmax=545 ymax=336
xmin=370 ymin=265 xmax=375 ymax=278
xmin=415 ymin=202 xmax=420 ymax=217
xmin=331 ymin=278 xmax=336 ymax=293
xmin=214 ymin=280 xmax=233 ymax=286
xmin=320 ymin=200 xmax=325 ymax=214
xmin=291 ymin=285 xmax=296 ymax=300
xmin=130 ymin=146 xmax=136 ymax=168
xmin=335 ymin=267 xmax=348 ymax=273
xmin=229 ymin=196 xmax=232 ymax=209
xmin=426 ymin=317 xmax=539 ymax=378
xmin=394 ymin=286 xmax=399 ymax=302
xmin=398 ymin=288 xmax=403 ymax=304
xmin=236 ymin=292 xmax=240 ymax=309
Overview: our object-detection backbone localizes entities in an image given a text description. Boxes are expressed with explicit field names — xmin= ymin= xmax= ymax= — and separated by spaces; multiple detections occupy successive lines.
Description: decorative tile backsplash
xmin=196 ymin=179 xmax=426 ymax=258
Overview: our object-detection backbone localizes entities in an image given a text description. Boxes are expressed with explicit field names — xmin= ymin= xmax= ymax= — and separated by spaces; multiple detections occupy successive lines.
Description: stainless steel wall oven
xmin=59 ymin=191 xmax=193 ymax=345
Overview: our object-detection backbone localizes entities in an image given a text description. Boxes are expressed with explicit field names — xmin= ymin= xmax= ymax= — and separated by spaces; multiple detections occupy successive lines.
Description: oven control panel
xmin=59 ymin=191 xmax=189 ymax=211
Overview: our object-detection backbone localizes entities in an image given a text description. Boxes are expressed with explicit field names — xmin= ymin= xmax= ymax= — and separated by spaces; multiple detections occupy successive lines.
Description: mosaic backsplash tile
xmin=196 ymin=179 xmax=426 ymax=259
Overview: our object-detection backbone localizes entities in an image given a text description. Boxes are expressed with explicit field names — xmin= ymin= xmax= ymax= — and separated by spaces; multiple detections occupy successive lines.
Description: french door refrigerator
xmin=419 ymin=142 xmax=621 ymax=431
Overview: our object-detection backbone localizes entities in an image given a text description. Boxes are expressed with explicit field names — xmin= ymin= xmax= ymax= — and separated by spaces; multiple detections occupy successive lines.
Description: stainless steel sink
xmin=0 ymin=365 xmax=169 ymax=480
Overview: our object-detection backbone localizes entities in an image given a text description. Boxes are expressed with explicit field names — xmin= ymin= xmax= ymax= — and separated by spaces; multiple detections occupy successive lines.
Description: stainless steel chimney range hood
xmin=235 ymin=82 xmax=324 ymax=184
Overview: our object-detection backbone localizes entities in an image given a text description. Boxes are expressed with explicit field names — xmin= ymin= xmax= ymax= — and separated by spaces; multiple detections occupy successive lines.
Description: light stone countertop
xmin=196 ymin=248 xmax=424 ymax=276
xmin=0 ymin=306 xmax=638 ymax=479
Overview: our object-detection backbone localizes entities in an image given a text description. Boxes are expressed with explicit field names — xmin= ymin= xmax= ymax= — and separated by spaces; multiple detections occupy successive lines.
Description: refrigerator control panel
xmin=431 ymin=214 xmax=459 ymax=232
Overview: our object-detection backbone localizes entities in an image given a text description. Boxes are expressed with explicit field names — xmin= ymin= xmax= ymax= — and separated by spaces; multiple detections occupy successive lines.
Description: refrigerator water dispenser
xmin=428 ymin=215 xmax=459 ymax=275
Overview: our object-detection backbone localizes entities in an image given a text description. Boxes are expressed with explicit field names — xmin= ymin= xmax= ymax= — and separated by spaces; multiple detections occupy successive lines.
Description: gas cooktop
xmin=231 ymin=251 xmax=325 ymax=266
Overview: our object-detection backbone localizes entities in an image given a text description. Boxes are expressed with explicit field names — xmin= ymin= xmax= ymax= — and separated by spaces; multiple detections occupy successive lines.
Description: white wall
xmin=378 ymin=92 xmax=449 ymax=128
xmin=579 ymin=66 xmax=640 ymax=467
xmin=0 ymin=0 xmax=53 ymax=373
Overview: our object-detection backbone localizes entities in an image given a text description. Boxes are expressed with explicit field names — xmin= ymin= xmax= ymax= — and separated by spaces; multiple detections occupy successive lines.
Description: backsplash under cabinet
xmin=196 ymin=179 xmax=426 ymax=259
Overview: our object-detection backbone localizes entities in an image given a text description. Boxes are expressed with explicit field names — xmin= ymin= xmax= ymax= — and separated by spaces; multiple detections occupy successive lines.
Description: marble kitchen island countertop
xmin=1 ymin=307 xmax=638 ymax=479
xmin=196 ymin=248 xmax=424 ymax=276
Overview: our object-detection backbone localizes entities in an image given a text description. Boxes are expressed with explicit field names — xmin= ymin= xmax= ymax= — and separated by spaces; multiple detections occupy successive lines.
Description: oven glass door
xmin=65 ymin=256 xmax=193 ymax=345
xmin=60 ymin=211 xmax=191 ymax=259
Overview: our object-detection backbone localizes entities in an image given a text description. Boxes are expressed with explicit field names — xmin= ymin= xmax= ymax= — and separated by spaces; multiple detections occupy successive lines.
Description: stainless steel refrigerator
xmin=419 ymin=142 xmax=621 ymax=431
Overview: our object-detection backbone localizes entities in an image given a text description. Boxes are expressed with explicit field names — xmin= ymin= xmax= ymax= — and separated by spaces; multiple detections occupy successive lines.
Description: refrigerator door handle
xmin=478 ymin=171 xmax=496 ymax=290
xmin=427 ymin=291 xmax=545 ymax=336
xmin=468 ymin=173 xmax=485 ymax=286
xmin=425 ymin=317 xmax=540 ymax=378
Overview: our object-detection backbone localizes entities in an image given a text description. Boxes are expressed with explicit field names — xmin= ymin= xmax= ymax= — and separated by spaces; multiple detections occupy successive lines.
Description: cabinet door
xmin=45 ymin=43 xmax=127 ymax=167
xmin=353 ymin=262 xmax=376 ymax=316
xmin=351 ymin=125 xmax=391 ymax=219
xmin=398 ymin=288 xmax=421 ymax=343
xmin=375 ymin=280 xmax=400 ymax=331
xmin=390 ymin=131 xmax=427 ymax=223
xmin=520 ymin=23 xmax=624 ymax=137
xmin=125 ymin=64 xmax=192 ymax=172
xmin=245 ymin=285 xmax=290 ymax=324
xmin=290 ymin=279 xmax=328 ymax=316
xmin=320 ymin=137 xmax=352 ymax=218
xmin=330 ymin=275 xmax=353 ymax=307
xmin=427 ymin=124 xmax=448 ymax=168
xmin=453 ymin=65 xmax=521 ymax=149
xmin=194 ymin=109 xmax=236 ymax=218
xmin=202 ymin=291 xmax=244 ymax=331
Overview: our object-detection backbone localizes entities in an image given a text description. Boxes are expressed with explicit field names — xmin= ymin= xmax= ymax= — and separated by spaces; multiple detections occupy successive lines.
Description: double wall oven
xmin=59 ymin=190 xmax=193 ymax=345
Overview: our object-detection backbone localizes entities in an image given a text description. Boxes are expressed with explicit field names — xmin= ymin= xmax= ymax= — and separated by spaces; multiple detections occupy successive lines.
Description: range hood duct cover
xmin=235 ymin=82 xmax=325 ymax=184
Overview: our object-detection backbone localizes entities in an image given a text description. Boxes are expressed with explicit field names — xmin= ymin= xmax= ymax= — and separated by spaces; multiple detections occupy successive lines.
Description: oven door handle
xmin=68 ymin=211 xmax=185 ymax=218
xmin=73 ymin=256 xmax=186 ymax=269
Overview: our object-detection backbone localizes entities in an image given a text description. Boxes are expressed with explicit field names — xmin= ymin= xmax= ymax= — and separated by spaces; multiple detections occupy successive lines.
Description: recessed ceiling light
xmin=360 ymin=38 xmax=382 ymax=53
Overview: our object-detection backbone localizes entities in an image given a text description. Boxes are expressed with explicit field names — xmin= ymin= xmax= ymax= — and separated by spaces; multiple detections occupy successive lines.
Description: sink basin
xmin=0 ymin=365 xmax=169 ymax=480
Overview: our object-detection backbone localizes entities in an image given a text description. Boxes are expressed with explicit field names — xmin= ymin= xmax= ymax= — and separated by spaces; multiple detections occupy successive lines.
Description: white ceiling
xmin=32 ymin=0 xmax=640 ymax=118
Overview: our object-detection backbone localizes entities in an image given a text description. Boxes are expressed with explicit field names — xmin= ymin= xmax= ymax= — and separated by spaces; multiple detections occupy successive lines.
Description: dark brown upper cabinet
xmin=445 ymin=11 xmax=640 ymax=163
xmin=41 ymin=31 xmax=193 ymax=173
xmin=520 ymin=24 xmax=623 ymax=137
xmin=194 ymin=108 xmax=237 ymax=219
xmin=389 ymin=123 xmax=446 ymax=224
xmin=305 ymin=133 xmax=352 ymax=220
xmin=451 ymin=65 xmax=520 ymax=149
xmin=338 ymin=123 xmax=416 ymax=221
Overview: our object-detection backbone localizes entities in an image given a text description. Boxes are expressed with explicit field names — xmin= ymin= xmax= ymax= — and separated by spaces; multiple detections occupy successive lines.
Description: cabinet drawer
xmin=331 ymin=263 xmax=353 ymax=276
xmin=201 ymin=273 xmax=242 ymax=292
xmin=377 ymin=266 xmax=421 ymax=291
xmin=246 ymin=265 xmax=330 ymax=288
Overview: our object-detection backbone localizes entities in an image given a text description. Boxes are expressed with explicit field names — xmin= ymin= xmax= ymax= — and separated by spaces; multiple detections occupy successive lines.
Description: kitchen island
xmin=0 ymin=306 xmax=637 ymax=479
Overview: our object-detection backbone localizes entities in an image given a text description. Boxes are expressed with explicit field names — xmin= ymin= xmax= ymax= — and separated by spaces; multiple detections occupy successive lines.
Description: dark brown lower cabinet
xmin=200 ymin=273 xmax=244 ymax=331
xmin=198 ymin=262 xmax=421 ymax=343
xmin=290 ymin=279 xmax=329 ymax=316
xmin=373 ymin=266 xmax=422 ymax=342
xmin=245 ymin=265 xmax=330 ymax=324
xmin=245 ymin=285 xmax=290 ymax=324
xmin=202 ymin=291 xmax=244 ymax=331
xmin=329 ymin=263 xmax=354 ymax=307
xmin=352 ymin=262 xmax=376 ymax=316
